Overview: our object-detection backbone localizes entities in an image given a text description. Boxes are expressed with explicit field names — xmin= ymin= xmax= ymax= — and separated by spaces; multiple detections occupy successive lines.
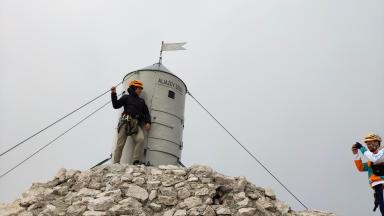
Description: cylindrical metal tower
xmin=113 ymin=63 xmax=187 ymax=166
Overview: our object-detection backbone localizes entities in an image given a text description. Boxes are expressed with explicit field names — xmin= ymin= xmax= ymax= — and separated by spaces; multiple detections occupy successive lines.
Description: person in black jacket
xmin=111 ymin=80 xmax=151 ymax=165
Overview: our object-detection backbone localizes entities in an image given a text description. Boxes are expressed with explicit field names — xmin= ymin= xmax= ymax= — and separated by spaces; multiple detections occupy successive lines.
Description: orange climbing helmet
xmin=129 ymin=80 xmax=144 ymax=89
xmin=364 ymin=133 xmax=382 ymax=143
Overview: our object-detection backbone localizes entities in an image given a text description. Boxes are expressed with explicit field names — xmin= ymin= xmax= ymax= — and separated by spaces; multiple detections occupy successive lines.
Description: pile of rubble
xmin=0 ymin=164 xmax=336 ymax=216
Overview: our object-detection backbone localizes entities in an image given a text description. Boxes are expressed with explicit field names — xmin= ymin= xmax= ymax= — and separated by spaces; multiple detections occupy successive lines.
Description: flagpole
xmin=159 ymin=41 xmax=164 ymax=64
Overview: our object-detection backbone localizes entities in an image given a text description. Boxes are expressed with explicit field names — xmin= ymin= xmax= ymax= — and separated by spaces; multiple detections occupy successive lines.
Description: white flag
xmin=161 ymin=42 xmax=187 ymax=51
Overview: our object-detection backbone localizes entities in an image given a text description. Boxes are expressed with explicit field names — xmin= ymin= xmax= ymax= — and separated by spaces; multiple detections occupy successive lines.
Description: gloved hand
xmin=354 ymin=142 xmax=363 ymax=149
xmin=111 ymin=86 xmax=116 ymax=93
xmin=351 ymin=145 xmax=358 ymax=154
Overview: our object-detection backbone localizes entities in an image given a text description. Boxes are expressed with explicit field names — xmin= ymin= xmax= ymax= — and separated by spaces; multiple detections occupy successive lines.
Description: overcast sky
xmin=1 ymin=1 xmax=383 ymax=215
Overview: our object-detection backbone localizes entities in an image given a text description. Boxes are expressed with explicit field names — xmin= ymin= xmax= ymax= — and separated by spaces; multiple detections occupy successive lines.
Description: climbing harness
xmin=118 ymin=113 xmax=139 ymax=136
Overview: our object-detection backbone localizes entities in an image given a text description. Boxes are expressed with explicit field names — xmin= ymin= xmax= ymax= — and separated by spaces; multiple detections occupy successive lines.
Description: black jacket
xmin=111 ymin=92 xmax=151 ymax=125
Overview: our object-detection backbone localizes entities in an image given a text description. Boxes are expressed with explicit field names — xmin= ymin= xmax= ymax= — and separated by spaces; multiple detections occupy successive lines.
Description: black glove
xmin=354 ymin=142 xmax=363 ymax=149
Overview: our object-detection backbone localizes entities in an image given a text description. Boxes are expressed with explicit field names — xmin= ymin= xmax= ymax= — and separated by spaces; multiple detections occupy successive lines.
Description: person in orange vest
xmin=353 ymin=133 xmax=384 ymax=215
xmin=111 ymin=80 xmax=151 ymax=165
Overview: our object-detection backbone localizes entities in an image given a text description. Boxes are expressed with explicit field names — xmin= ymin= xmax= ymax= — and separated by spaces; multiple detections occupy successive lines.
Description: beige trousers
xmin=113 ymin=125 xmax=145 ymax=164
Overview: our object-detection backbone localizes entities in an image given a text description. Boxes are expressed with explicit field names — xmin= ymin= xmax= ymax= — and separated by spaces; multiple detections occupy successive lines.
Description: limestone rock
xmin=96 ymin=189 xmax=122 ymax=202
xmin=265 ymin=188 xmax=276 ymax=200
xmin=275 ymin=200 xmax=291 ymax=214
xmin=159 ymin=165 xmax=181 ymax=170
xmin=294 ymin=211 xmax=337 ymax=216
xmin=189 ymin=165 xmax=214 ymax=178
xmin=158 ymin=195 xmax=178 ymax=206
xmin=195 ymin=188 xmax=209 ymax=196
xmin=87 ymin=196 xmax=115 ymax=211
xmin=162 ymin=175 xmax=184 ymax=187
xmin=237 ymin=198 xmax=249 ymax=207
xmin=118 ymin=197 xmax=142 ymax=208
xmin=203 ymin=206 xmax=216 ymax=216
xmin=149 ymin=190 xmax=157 ymax=201
xmin=188 ymin=205 xmax=207 ymax=216
xmin=55 ymin=168 xmax=67 ymax=182
xmin=178 ymin=187 xmax=191 ymax=199
xmin=160 ymin=186 xmax=177 ymax=197
xmin=163 ymin=208 xmax=175 ymax=216
xmin=147 ymin=180 xmax=161 ymax=190
xmin=149 ymin=202 xmax=162 ymax=212
xmin=216 ymin=206 xmax=231 ymax=215
xmin=150 ymin=168 xmax=163 ymax=176
xmin=257 ymin=197 xmax=274 ymax=210
xmin=125 ymin=185 xmax=148 ymax=202
xmin=108 ymin=204 xmax=137 ymax=215
xmin=66 ymin=202 xmax=87 ymax=215
xmin=183 ymin=197 xmax=203 ymax=209
xmin=213 ymin=174 xmax=235 ymax=185
xmin=17 ymin=211 xmax=34 ymax=216
xmin=20 ymin=196 xmax=39 ymax=207
xmin=83 ymin=211 xmax=108 ymax=216
xmin=175 ymin=181 xmax=186 ymax=188
xmin=187 ymin=176 xmax=199 ymax=182
xmin=238 ymin=208 xmax=256 ymax=216
xmin=234 ymin=177 xmax=247 ymax=192
xmin=174 ymin=209 xmax=187 ymax=216
xmin=234 ymin=192 xmax=246 ymax=201
xmin=132 ymin=177 xmax=145 ymax=185
xmin=77 ymin=188 xmax=101 ymax=197
xmin=52 ymin=185 xmax=69 ymax=196
xmin=0 ymin=203 xmax=25 ymax=216
xmin=172 ymin=169 xmax=187 ymax=176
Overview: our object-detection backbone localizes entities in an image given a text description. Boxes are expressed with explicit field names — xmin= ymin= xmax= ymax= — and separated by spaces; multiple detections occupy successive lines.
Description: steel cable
xmin=91 ymin=154 xmax=112 ymax=169
xmin=0 ymin=82 xmax=123 ymax=158
xmin=0 ymin=93 xmax=122 ymax=180
xmin=187 ymin=91 xmax=309 ymax=210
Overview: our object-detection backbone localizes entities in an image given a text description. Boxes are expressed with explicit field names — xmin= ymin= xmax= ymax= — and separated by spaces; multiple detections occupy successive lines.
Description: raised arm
xmin=354 ymin=154 xmax=369 ymax=172
xmin=111 ymin=86 xmax=124 ymax=109
xmin=352 ymin=145 xmax=368 ymax=172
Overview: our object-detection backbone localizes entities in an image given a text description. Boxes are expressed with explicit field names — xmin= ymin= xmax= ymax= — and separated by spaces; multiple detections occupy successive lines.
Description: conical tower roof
xmin=138 ymin=62 xmax=172 ymax=73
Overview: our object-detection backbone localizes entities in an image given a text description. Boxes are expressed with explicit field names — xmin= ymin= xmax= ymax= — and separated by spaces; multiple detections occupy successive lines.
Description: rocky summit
xmin=0 ymin=164 xmax=336 ymax=216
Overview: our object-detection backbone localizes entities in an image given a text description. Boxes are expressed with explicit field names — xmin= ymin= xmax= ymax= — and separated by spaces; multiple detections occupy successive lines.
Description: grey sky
xmin=0 ymin=1 xmax=383 ymax=215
